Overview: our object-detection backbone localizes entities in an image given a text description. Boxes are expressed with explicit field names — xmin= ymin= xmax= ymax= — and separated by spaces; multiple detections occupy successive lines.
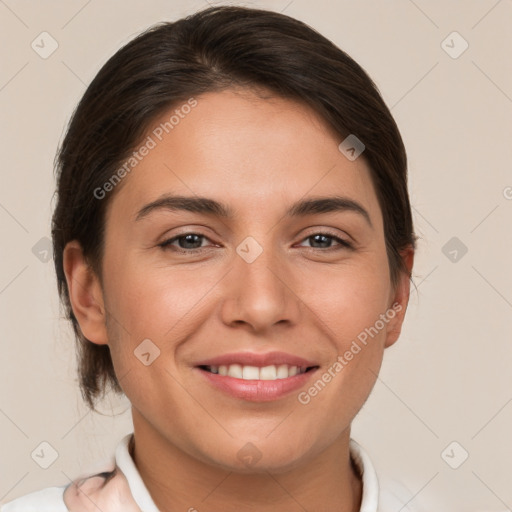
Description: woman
xmin=1 ymin=5 xmax=417 ymax=511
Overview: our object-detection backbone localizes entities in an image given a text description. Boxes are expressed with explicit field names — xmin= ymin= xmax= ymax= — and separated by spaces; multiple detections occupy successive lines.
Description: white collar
xmin=115 ymin=433 xmax=380 ymax=511
xmin=115 ymin=434 xmax=161 ymax=512
xmin=349 ymin=438 xmax=380 ymax=511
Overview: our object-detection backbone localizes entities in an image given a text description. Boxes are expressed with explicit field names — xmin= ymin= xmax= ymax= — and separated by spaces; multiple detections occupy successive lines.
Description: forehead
xmin=106 ymin=88 xmax=380 ymax=225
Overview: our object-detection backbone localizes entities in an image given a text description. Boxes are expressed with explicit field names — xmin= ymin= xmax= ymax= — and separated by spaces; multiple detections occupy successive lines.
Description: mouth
xmin=198 ymin=364 xmax=317 ymax=380
xmin=194 ymin=352 xmax=320 ymax=402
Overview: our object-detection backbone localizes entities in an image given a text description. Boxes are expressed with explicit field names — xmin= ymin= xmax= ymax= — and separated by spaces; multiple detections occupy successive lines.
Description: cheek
xmin=104 ymin=256 xmax=210 ymax=337
xmin=297 ymin=271 xmax=390 ymax=428
xmin=298 ymin=251 xmax=391 ymax=396
xmin=302 ymin=254 xmax=392 ymax=343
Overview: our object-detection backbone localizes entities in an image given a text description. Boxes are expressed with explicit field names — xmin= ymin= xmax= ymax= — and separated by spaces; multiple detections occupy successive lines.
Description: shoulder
xmin=1 ymin=467 xmax=138 ymax=512
xmin=1 ymin=435 xmax=142 ymax=512
xmin=1 ymin=485 xmax=68 ymax=511
xmin=63 ymin=467 xmax=141 ymax=511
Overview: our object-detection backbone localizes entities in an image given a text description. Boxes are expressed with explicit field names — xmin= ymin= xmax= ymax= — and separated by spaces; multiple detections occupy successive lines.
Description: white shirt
xmin=0 ymin=434 xmax=421 ymax=511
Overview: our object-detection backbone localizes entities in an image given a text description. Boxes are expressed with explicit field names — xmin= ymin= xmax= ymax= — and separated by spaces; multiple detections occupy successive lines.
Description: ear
xmin=63 ymin=240 xmax=108 ymax=345
xmin=384 ymin=246 xmax=415 ymax=349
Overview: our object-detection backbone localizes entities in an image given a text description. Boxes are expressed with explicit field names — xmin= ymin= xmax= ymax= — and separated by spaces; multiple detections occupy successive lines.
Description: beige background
xmin=1 ymin=1 xmax=511 ymax=510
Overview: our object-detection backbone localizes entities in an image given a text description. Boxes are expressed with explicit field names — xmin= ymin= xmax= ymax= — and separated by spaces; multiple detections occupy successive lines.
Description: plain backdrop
xmin=0 ymin=1 xmax=511 ymax=510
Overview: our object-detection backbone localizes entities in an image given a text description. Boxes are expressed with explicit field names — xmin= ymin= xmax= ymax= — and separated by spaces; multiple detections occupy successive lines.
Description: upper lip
xmin=194 ymin=351 xmax=318 ymax=368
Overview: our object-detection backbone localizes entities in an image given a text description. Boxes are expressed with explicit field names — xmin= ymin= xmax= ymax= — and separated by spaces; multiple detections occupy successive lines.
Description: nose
xmin=219 ymin=243 xmax=301 ymax=333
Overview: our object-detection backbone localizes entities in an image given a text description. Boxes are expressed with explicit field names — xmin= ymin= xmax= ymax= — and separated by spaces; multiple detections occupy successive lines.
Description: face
xmin=68 ymin=88 xmax=412 ymax=473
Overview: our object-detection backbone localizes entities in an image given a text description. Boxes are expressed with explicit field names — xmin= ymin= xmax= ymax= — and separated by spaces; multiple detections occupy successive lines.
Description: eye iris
xmin=179 ymin=234 xmax=203 ymax=249
xmin=310 ymin=234 xmax=332 ymax=248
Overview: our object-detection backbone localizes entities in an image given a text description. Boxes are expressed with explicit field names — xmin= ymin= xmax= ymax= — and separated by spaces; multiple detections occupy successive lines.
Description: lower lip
xmin=197 ymin=368 xmax=318 ymax=402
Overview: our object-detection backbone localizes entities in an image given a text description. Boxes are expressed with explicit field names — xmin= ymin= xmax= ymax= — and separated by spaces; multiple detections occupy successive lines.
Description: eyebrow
xmin=135 ymin=194 xmax=373 ymax=228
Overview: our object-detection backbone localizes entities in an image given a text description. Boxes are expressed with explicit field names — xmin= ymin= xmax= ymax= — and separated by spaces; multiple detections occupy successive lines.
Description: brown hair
xmin=51 ymin=5 xmax=417 ymax=411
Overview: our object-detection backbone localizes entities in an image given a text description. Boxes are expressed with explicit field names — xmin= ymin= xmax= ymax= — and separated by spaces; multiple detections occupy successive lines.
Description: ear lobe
xmin=63 ymin=240 xmax=108 ymax=346
xmin=384 ymin=246 xmax=415 ymax=349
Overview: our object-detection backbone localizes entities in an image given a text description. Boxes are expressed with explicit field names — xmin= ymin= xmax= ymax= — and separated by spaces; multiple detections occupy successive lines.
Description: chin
xmin=200 ymin=436 xmax=318 ymax=475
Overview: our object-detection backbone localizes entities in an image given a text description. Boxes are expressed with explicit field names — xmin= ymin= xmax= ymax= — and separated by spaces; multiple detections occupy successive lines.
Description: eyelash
xmin=158 ymin=231 xmax=353 ymax=254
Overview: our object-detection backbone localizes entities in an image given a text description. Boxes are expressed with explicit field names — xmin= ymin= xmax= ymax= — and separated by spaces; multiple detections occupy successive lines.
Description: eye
xmin=298 ymin=232 xmax=353 ymax=251
xmin=158 ymin=231 xmax=353 ymax=255
xmin=159 ymin=233 xmax=213 ymax=253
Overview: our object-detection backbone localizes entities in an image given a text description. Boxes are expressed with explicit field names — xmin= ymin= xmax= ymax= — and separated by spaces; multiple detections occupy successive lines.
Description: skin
xmin=64 ymin=88 xmax=414 ymax=512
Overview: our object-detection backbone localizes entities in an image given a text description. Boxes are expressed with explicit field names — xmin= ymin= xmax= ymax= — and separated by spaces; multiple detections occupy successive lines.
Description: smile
xmin=194 ymin=352 xmax=320 ymax=401
xmin=200 ymin=363 xmax=312 ymax=380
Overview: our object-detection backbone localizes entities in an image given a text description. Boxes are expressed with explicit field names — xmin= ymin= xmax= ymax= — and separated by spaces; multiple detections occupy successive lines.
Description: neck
xmin=130 ymin=408 xmax=362 ymax=512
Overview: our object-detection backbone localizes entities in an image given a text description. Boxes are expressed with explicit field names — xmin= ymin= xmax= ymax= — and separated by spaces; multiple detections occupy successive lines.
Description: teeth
xmin=259 ymin=365 xmax=277 ymax=380
xmin=288 ymin=366 xmax=298 ymax=377
xmin=276 ymin=364 xmax=289 ymax=379
xmin=242 ymin=365 xmax=260 ymax=380
xmin=207 ymin=364 xmax=307 ymax=380
xmin=227 ymin=364 xmax=243 ymax=379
